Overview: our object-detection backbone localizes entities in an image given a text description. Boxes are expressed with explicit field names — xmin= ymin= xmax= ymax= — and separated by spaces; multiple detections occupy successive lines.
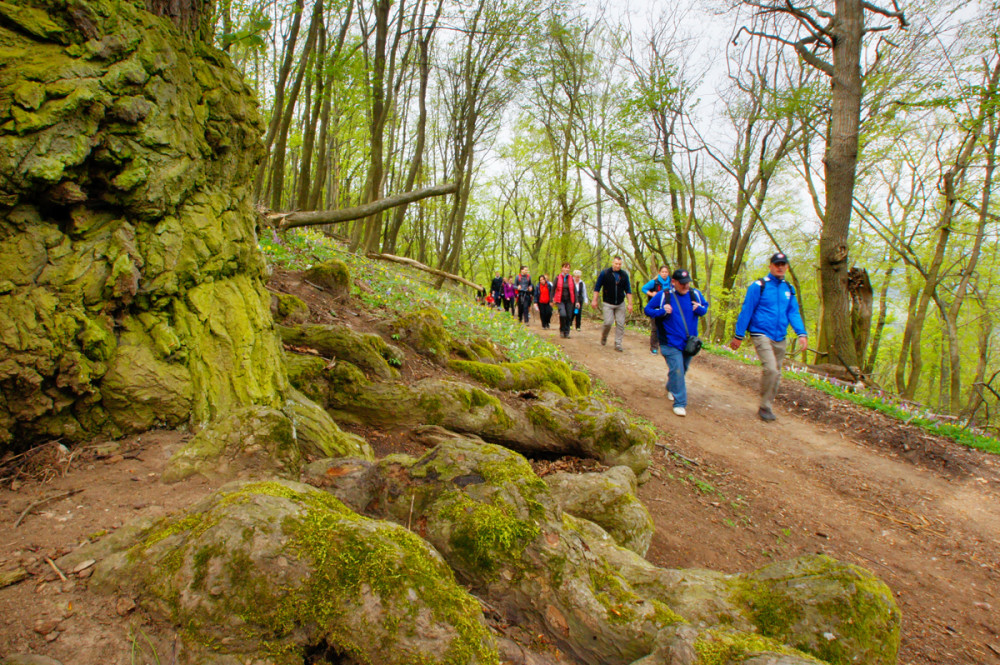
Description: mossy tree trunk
xmin=0 ymin=0 xmax=289 ymax=450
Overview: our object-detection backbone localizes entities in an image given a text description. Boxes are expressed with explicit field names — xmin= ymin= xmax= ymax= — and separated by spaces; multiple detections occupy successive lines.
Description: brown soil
xmin=544 ymin=320 xmax=1000 ymax=665
xmin=2 ymin=280 xmax=999 ymax=665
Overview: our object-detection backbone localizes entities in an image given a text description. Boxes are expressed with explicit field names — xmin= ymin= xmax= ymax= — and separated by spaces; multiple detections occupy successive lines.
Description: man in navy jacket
xmin=644 ymin=268 xmax=708 ymax=417
xmin=729 ymin=252 xmax=808 ymax=422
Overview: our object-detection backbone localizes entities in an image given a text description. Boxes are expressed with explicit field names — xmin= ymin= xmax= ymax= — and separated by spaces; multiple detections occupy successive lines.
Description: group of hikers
xmin=487 ymin=252 xmax=808 ymax=422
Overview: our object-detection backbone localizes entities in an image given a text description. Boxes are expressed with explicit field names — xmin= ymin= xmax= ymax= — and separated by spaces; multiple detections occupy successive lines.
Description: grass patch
xmin=260 ymin=230 xmax=570 ymax=365
xmin=700 ymin=341 xmax=1000 ymax=455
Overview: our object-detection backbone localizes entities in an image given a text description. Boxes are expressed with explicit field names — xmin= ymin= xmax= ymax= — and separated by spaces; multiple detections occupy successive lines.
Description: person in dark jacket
xmin=572 ymin=269 xmax=586 ymax=330
xmin=642 ymin=266 xmax=672 ymax=355
xmin=552 ymin=262 xmax=576 ymax=338
xmin=728 ymin=252 xmax=808 ymax=422
xmin=645 ymin=268 xmax=708 ymax=417
xmin=591 ymin=256 xmax=633 ymax=351
xmin=513 ymin=266 xmax=534 ymax=324
xmin=490 ymin=270 xmax=504 ymax=309
xmin=536 ymin=275 xmax=553 ymax=329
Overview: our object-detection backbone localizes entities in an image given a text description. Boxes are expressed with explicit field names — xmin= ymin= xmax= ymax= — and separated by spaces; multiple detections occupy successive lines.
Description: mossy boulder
xmin=0 ymin=0 xmax=287 ymax=450
xmin=384 ymin=307 xmax=453 ymax=358
xmin=89 ymin=480 xmax=498 ymax=665
xmin=303 ymin=258 xmax=351 ymax=298
xmin=545 ymin=466 xmax=654 ymax=555
xmin=732 ymin=555 xmax=901 ymax=665
xmin=323 ymin=363 xmax=652 ymax=475
xmin=449 ymin=357 xmax=588 ymax=397
xmin=271 ymin=292 xmax=310 ymax=324
xmin=282 ymin=387 xmax=373 ymax=460
xmin=319 ymin=439 xmax=673 ymax=665
xmin=160 ymin=406 xmax=302 ymax=483
xmin=276 ymin=323 xmax=402 ymax=379
xmin=283 ymin=352 xmax=329 ymax=404
xmin=451 ymin=335 xmax=502 ymax=363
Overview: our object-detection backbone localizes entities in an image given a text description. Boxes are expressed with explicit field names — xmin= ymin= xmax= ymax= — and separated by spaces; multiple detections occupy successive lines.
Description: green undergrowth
xmin=705 ymin=342 xmax=1000 ymax=455
xmin=260 ymin=230 xmax=577 ymax=365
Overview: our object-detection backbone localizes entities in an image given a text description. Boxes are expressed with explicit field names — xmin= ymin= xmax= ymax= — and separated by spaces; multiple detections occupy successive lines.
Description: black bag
xmin=684 ymin=335 xmax=702 ymax=356
xmin=672 ymin=291 xmax=703 ymax=357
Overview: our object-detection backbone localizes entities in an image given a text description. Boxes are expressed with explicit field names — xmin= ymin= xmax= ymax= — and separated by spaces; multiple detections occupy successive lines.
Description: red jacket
xmin=552 ymin=274 xmax=576 ymax=304
xmin=537 ymin=281 xmax=551 ymax=304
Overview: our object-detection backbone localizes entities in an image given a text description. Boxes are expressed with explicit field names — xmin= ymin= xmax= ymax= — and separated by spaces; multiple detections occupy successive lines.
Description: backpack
xmin=757 ymin=278 xmax=795 ymax=296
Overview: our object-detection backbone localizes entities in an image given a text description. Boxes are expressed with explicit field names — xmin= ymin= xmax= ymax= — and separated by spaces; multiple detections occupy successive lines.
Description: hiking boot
xmin=615 ymin=345 xmax=623 ymax=352
xmin=758 ymin=407 xmax=777 ymax=422
xmin=650 ymin=348 xmax=658 ymax=355
xmin=672 ymin=406 xmax=686 ymax=417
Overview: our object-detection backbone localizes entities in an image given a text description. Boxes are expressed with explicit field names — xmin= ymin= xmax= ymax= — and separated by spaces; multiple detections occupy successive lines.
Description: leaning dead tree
xmin=367 ymin=253 xmax=482 ymax=291
xmin=265 ymin=183 xmax=457 ymax=231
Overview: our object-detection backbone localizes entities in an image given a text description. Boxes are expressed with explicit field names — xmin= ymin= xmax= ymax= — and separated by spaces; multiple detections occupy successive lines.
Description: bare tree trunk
xmin=848 ymin=267 xmax=874 ymax=367
xmin=863 ymin=264 xmax=894 ymax=376
xmin=252 ymin=0 xmax=305 ymax=198
xmin=269 ymin=0 xmax=323 ymax=210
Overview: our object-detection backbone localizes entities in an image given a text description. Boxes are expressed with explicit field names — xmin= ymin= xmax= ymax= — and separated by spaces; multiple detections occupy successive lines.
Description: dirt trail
xmin=542 ymin=319 xmax=1000 ymax=665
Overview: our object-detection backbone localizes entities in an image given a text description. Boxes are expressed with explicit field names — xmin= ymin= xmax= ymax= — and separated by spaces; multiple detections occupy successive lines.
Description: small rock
xmin=71 ymin=560 xmax=95 ymax=574
xmin=974 ymin=601 xmax=992 ymax=610
xmin=44 ymin=631 xmax=60 ymax=643
xmin=115 ymin=597 xmax=136 ymax=616
xmin=77 ymin=568 xmax=94 ymax=580
xmin=60 ymin=581 xmax=76 ymax=593
xmin=106 ymin=455 xmax=124 ymax=464
xmin=33 ymin=618 xmax=59 ymax=635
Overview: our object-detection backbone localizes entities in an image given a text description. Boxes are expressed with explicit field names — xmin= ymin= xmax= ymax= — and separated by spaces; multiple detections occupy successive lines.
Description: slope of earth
xmin=540 ymin=320 xmax=1000 ymax=665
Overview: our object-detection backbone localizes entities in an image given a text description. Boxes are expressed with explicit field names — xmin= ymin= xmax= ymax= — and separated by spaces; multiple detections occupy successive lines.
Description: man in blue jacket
xmin=645 ymin=268 xmax=708 ymax=417
xmin=728 ymin=252 xmax=808 ymax=422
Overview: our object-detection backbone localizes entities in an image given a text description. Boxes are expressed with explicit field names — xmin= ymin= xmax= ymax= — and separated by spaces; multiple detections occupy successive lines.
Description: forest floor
xmin=543 ymin=318 xmax=1000 ymax=665
xmin=2 ymin=296 xmax=999 ymax=665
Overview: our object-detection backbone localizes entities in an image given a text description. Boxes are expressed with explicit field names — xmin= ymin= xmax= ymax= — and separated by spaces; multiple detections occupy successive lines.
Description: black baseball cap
xmin=672 ymin=268 xmax=692 ymax=284
xmin=769 ymin=252 xmax=789 ymax=265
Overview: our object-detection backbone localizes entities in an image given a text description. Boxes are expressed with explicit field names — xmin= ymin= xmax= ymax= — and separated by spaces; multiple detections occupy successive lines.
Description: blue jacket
xmin=644 ymin=288 xmax=708 ymax=350
xmin=641 ymin=276 xmax=671 ymax=296
xmin=733 ymin=275 xmax=807 ymax=342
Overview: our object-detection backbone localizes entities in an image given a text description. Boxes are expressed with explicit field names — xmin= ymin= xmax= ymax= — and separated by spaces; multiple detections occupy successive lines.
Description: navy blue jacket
xmin=594 ymin=268 xmax=631 ymax=305
xmin=644 ymin=288 xmax=708 ymax=350
xmin=733 ymin=275 xmax=807 ymax=342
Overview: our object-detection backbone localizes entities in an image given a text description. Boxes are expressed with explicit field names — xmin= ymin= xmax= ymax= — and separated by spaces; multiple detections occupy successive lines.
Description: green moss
xmin=448 ymin=357 xmax=588 ymax=397
xmin=388 ymin=308 xmax=452 ymax=358
xmin=436 ymin=490 xmax=540 ymax=577
xmin=526 ymin=403 xmax=561 ymax=432
xmin=303 ymin=259 xmax=350 ymax=296
xmin=693 ymin=629 xmax=820 ymax=665
xmin=649 ymin=600 xmax=686 ymax=627
xmin=571 ymin=371 xmax=591 ymax=395
xmin=449 ymin=359 xmax=506 ymax=385
xmin=589 ymin=560 xmax=641 ymax=625
xmin=732 ymin=555 xmax=901 ymax=665
xmin=274 ymin=293 xmax=309 ymax=322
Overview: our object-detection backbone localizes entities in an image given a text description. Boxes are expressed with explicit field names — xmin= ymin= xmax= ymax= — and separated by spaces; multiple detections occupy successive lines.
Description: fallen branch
xmin=366 ymin=252 xmax=481 ymax=291
xmin=267 ymin=183 xmax=458 ymax=231
xmin=45 ymin=557 xmax=68 ymax=582
xmin=14 ymin=488 xmax=83 ymax=528
xmin=655 ymin=442 xmax=700 ymax=466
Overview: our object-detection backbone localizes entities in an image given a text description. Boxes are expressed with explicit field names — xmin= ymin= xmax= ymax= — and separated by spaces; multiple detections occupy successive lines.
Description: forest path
xmin=538 ymin=317 xmax=1000 ymax=665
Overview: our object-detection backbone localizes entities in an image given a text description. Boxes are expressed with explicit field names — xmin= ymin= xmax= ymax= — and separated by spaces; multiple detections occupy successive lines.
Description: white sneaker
xmin=673 ymin=406 xmax=686 ymax=417
xmin=667 ymin=390 xmax=674 ymax=402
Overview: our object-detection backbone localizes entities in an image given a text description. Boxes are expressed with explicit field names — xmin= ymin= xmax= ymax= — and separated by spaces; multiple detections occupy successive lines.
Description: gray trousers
xmin=751 ymin=335 xmax=787 ymax=411
xmin=601 ymin=302 xmax=627 ymax=348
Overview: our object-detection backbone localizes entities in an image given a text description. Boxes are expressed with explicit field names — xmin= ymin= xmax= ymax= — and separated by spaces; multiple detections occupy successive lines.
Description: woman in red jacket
xmin=535 ymin=274 xmax=553 ymax=329
xmin=552 ymin=262 xmax=576 ymax=338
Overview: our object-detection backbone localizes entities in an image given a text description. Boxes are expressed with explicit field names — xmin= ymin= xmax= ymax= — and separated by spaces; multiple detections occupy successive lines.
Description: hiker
xmin=513 ymin=266 xmax=534 ymax=324
xmin=536 ymin=274 xmax=553 ymax=329
xmin=642 ymin=266 xmax=672 ymax=355
xmin=490 ymin=270 xmax=504 ymax=309
xmin=645 ymin=268 xmax=708 ymax=417
xmin=573 ymin=269 xmax=586 ymax=331
xmin=503 ymin=277 xmax=517 ymax=316
xmin=552 ymin=262 xmax=576 ymax=338
xmin=591 ymin=256 xmax=633 ymax=352
xmin=728 ymin=252 xmax=808 ymax=422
